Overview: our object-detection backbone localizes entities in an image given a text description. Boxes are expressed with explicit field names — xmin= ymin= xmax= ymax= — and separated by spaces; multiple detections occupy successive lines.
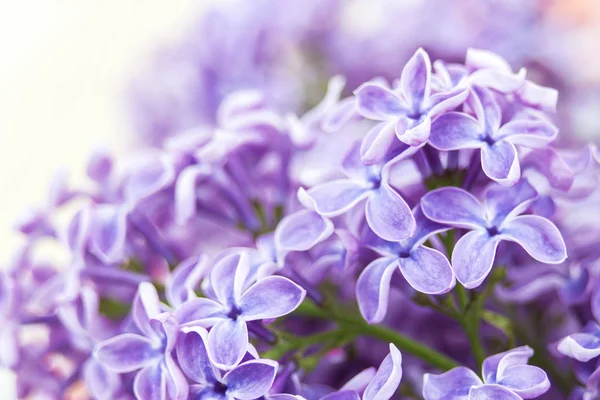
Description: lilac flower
xmin=354 ymin=48 xmax=468 ymax=162
xmin=465 ymin=48 xmax=558 ymax=113
xmin=356 ymin=206 xmax=455 ymax=323
xmin=429 ymin=87 xmax=558 ymax=185
xmin=95 ymin=283 xmax=188 ymax=400
xmin=176 ymin=326 xmax=278 ymax=400
xmin=301 ymin=141 xmax=415 ymax=242
xmin=558 ymin=290 xmax=600 ymax=363
xmin=175 ymin=252 xmax=306 ymax=369
xmin=423 ymin=346 xmax=550 ymax=399
xmin=57 ymin=287 xmax=122 ymax=400
xmin=421 ymin=180 xmax=567 ymax=288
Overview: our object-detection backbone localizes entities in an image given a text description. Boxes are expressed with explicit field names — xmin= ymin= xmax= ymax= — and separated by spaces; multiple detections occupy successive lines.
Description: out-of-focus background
xmin=0 ymin=1 xmax=203 ymax=396
xmin=1 ymin=1 xmax=600 ymax=398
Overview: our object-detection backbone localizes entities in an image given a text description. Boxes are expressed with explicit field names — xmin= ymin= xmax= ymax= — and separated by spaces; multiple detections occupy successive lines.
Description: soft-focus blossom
xmin=423 ymin=346 xmax=550 ymax=399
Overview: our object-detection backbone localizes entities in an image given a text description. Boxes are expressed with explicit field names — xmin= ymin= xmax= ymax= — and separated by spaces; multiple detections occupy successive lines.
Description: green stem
xmin=294 ymin=301 xmax=459 ymax=371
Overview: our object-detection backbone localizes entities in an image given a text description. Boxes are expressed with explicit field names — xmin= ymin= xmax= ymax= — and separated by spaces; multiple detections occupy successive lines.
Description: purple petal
xmin=82 ymin=358 xmax=121 ymax=400
xmin=500 ymin=215 xmax=567 ymax=263
xmin=0 ymin=323 xmax=18 ymax=368
xmin=483 ymin=345 xmax=534 ymax=383
xmin=210 ymin=253 xmax=250 ymax=308
xmin=521 ymin=147 xmax=575 ymax=192
xmin=322 ymin=97 xmax=358 ymax=132
xmin=497 ymin=119 xmax=558 ymax=148
xmin=207 ymin=318 xmax=248 ymax=369
xmin=421 ymin=187 xmax=486 ymax=229
xmin=95 ymin=333 xmax=161 ymax=373
xmin=498 ymin=365 xmax=550 ymax=398
xmin=398 ymin=246 xmax=455 ymax=295
xmin=125 ymin=154 xmax=175 ymax=205
xmin=428 ymin=87 xmax=469 ymax=120
xmin=481 ymin=140 xmax=520 ymax=186
xmin=470 ymin=87 xmax=502 ymax=133
xmin=274 ymin=210 xmax=334 ymax=254
xmin=356 ymin=257 xmax=398 ymax=324
xmin=558 ymin=333 xmax=600 ymax=362
xmin=166 ymin=255 xmax=210 ymax=308
xmin=340 ymin=368 xmax=376 ymax=392
xmin=404 ymin=205 xmax=450 ymax=249
xmin=175 ymin=297 xmax=227 ymax=327
xmin=321 ymin=391 xmax=361 ymax=400
xmin=465 ymin=48 xmax=513 ymax=74
xmin=396 ymin=115 xmax=431 ymax=146
xmin=86 ymin=147 xmax=113 ymax=183
xmin=342 ymin=141 xmax=375 ymax=182
xmin=89 ymin=205 xmax=128 ymax=264
xmin=132 ymin=282 xmax=163 ymax=338
xmin=174 ymin=165 xmax=212 ymax=225
xmin=360 ymin=121 xmax=398 ymax=165
xmin=592 ymin=291 xmax=600 ymax=323
xmin=239 ymin=276 xmax=306 ymax=321
xmin=484 ymin=179 xmax=538 ymax=226
xmin=428 ymin=112 xmax=483 ymax=151
xmin=305 ymin=180 xmax=371 ymax=217
xmin=363 ymin=344 xmax=402 ymax=400
xmin=354 ymin=83 xmax=405 ymax=120
xmin=365 ymin=184 xmax=415 ymax=242
xmin=160 ymin=354 xmax=188 ymax=400
xmin=469 ymin=67 xmax=526 ymax=94
xmin=452 ymin=230 xmax=501 ymax=289
xmin=224 ymin=359 xmax=278 ymax=399
xmin=400 ymin=48 xmax=431 ymax=109
xmin=133 ymin=362 xmax=166 ymax=400
xmin=422 ymin=367 xmax=482 ymax=400
xmin=517 ymin=80 xmax=558 ymax=113
xmin=468 ymin=384 xmax=521 ymax=400
xmin=176 ymin=327 xmax=217 ymax=384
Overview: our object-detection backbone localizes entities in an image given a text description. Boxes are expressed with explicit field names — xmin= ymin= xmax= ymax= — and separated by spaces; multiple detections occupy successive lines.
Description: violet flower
xmin=354 ymin=48 xmax=468 ymax=163
xmin=429 ymin=87 xmax=558 ymax=186
xmin=176 ymin=326 xmax=278 ymax=400
xmin=421 ymin=180 xmax=567 ymax=288
xmin=558 ymin=290 xmax=600 ymax=363
xmin=423 ymin=346 xmax=550 ymax=399
xmin=356 ymin=206 xmax=455 ymax=323
xmin=95 ymin=282 xmax=188 ymax=400
xmin=175 ymin=252 xmax=306 ymax=369
xmin=301 ymin=141 xmax=415 ymax=242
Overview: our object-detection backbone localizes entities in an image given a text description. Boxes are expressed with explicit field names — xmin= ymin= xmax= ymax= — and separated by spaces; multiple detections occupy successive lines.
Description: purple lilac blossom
xmin=423 ymin=346 xmax=550 ymax=399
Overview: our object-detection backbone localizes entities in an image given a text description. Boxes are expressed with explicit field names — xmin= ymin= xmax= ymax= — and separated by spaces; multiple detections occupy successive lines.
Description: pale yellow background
xmin=0 ymin=1 xmax=206 ymax=397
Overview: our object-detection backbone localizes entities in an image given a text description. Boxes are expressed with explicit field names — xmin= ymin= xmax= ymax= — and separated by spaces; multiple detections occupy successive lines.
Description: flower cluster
xmin=2 ymin=44 xmax=600 ymax=400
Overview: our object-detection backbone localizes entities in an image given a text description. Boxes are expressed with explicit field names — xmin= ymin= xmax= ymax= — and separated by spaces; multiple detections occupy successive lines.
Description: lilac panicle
xmin=4 ymin=24 xmax=600 ymax=399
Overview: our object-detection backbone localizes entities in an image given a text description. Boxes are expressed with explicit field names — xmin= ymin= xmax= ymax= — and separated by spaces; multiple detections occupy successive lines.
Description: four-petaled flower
xmin=423 ymin=346 xmax=550 ymax=399
xmin=421 ymin=180 xmax=567 ymax=288
xmin=301 ymin=141 xmax=415 ymax=242
xmin=429 ymin=87 xmax=558 ymax=186
xmin=356 ymin=206 xmax=455 ymax=323
xmin=354 ymin=48 xmax=468 ymax=164
xmin=175 ymin=252 xmax=306 ymax=369
xmin=176 ymin=326 xmax=278 ymax=400
xmin=95 ymin=282 xmax=188 ymax=400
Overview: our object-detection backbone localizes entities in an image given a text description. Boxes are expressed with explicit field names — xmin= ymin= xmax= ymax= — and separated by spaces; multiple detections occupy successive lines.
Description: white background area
xmin=0 ymin=1 xmax=204 ymax=397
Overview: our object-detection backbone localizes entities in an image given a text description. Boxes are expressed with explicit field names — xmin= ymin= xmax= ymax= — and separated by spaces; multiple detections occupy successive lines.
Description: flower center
xmin=398 ymin=250 xmax=411 ymax=258
xmin=482 ymin=135 xmax=495 ymax=146
xmin=486 ymin=226 xmax=500 ymax=236
xmin=213 ymin=381 xmax=228 ymax=394
xmin=228 ymin=306 xmax=243 ymax=321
